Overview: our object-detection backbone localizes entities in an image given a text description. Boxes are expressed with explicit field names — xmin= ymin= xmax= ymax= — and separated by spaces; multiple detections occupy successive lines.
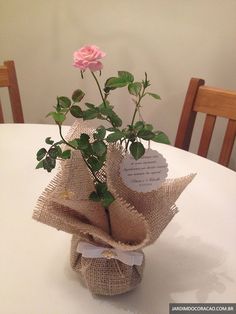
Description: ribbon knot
xmin=77 ymin=241 xmax=143 ymax=266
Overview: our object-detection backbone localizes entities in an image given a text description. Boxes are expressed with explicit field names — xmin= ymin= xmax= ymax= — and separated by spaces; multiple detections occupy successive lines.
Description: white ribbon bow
xmin=76 ymin=241 xmax=143 ymax=266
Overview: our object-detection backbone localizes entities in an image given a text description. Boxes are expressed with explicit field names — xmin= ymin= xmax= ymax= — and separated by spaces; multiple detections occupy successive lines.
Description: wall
xmin=1 ymin=0 xmax=236 ymax=168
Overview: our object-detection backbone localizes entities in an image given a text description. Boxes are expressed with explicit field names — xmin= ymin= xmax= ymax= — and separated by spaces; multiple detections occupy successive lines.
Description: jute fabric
xmin=33 ymin=121 xmax=195 ymax=295
xmin=70 ymin=234 xmax=144 ymax=295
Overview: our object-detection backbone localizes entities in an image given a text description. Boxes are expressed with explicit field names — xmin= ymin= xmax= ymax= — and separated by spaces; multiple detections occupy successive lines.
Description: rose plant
xmin=36 ymin=45 xmax=170 ymax=232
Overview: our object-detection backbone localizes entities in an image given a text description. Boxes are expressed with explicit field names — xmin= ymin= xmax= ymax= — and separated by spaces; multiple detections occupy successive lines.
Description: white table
xmin=0 ymin=124 xmax=236 ymax=314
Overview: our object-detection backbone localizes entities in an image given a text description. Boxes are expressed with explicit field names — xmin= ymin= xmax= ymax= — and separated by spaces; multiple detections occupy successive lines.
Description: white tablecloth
xmin=0 ymin=124 xmax=235 ymax=314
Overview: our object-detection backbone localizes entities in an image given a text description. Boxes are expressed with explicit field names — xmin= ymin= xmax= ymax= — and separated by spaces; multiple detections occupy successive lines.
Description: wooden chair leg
xmin=5 ymin=61 xmax=24 ymax=123
xmin=218 ymin=119 xmax=236 ymax=167
xmin=198 ymin=114 xmax=216 ymax=157
xmin=0 ymin=98 xmax=4 ymax=123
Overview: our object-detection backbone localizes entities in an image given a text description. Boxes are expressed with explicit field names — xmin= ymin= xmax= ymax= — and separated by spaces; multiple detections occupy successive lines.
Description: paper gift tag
xmin=119 ymin=148 xmax=168 ymax=193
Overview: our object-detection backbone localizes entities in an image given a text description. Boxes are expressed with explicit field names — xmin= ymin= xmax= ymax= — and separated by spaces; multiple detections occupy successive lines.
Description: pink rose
xmin=73 ymin=45 xmax=106 ymax=72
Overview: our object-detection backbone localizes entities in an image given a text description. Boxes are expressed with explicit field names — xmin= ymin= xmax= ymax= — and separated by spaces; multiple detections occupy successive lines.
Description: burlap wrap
xmin=70 ymin=234 xmax=145 ymax=295
xmin=33 ymin=121 xmax=195 ymax=295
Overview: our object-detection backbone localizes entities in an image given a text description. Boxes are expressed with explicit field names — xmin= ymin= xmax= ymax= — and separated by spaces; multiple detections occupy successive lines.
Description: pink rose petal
xmin=73 ymin=45 xmax=106 ymax=71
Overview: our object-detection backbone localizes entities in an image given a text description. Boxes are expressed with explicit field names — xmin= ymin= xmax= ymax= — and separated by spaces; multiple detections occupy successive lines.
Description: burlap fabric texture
xmin=33 ymin=121 xmax=195 ymax=296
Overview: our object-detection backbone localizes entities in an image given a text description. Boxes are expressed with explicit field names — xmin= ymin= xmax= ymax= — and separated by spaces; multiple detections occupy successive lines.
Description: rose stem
xmin=105 ymin=207 xmax=112 ymax=236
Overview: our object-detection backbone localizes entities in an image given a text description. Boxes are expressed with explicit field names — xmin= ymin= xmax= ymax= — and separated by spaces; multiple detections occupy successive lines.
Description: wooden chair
xmin=175 ymin=78 xmax=236 ymax=167
xmin=0 ymin=60 xmax=24 ymax=123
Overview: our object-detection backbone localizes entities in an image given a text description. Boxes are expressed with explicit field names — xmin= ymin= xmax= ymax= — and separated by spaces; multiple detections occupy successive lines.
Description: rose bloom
xmin=73 ymin=45 xmax=106 ymax=72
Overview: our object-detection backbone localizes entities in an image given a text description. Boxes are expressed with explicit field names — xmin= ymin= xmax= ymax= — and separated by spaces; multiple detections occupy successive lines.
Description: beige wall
xmin=1 ymin=0 xmax=236 ymax=168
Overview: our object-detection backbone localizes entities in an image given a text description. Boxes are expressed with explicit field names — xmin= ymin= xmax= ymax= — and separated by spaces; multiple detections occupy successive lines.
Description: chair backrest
xmin=175 ymin=78 xmax=236 ymax=167
xmin=0 ymin=60 xmax=24 ymax=123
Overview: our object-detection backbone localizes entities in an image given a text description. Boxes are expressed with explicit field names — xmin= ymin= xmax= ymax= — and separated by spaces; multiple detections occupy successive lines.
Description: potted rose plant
xmin=33 ymin=45 xmax=194 ymax=296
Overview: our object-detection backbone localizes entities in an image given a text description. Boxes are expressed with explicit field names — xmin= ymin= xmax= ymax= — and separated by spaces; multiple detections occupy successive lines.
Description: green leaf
xmin=98 ymin=153 xmax=106 ymax=163
xmin=43 ymin=156 xmax=56 ymax=172
xmin=61 ymin=150 xmax=71 ymax=159
xmin=147 ymin=92 xmax=161 ymax=100
xmin=72 ymin=89 xmax=85 ymax=102
xmin=137 ymin=129 xmax=155 ymax=140
xmin=98 ymin=101 xmax=112 ymax=115
xmin=99 ymin=107 xmax=111 ymax=117
xmin=37 ymin=148 xmax=47 ymax=161
xmin=104 ymin=78 xmax=117 ymax=92
xmin=118 ymin=71 xmax=134 ymax=83
xmin=152 ymin=131 xmax=171 ymax=144
xmin=102 ymin=191 xmax=115 ymax=207
xmin=57 ymin=146 xmax=63 ymax=156
xmin=68 ymin=139 xmax=79 ymax=148
xmin=52 ymin=112 xmax=66 ymax=123
xmin=142 ymin=72 xmax=150 ymax=88
xmin=56 ymin=102 xmax=61 ymax=112
xmin=82 ymin=145 xmax=93 ymax=158
xmin=48 ymin=146 xmax=62 ymax=159
xmin=95 ymin=182 xmax=107 ymax=197
xmin=134 ymin=121 xmax=145 ymax=131
xmin=46 ymin=111 xmax=55 ymax=118
xmin=106 ymin=131 xmax=124 ymax=142
xmin=130 ymin=142 xmax=145 ymax=160
xmin=83 ymin=108 xmax=98 ymax=120
xmin=108 ymin=110 xmax=122 ymax=127
xmin=92 ymin=141 xmax=107 ymax=156
xmin=98 ymin=103 xmax=119 ymax=125
xmin=94 ymin=126 xmax=106 ymax=140
xmin=128 ymin=82 xmax=142 ymax=96
xmin=89 ymin=191 xmax=100 ymax=202
xmin=87 ymin=156 xmax=103 ymax=171
xmin=77 ymin=133 xmax=90 ymax=150
xmin=35 ymin=160 xmax=44 ymax=169
xmin=85 ymin=102 xmax=96 ymax=109
xmin=144 ymin=123 xmax=153 ymax=131
xmin=70 ymin=105 xmax=83 ymax=118
xmin=59 ymin=108 xmax=69 ymax=113
xmin=81 ymin=133 xmax=90 ymax=142
xmin=45 ymin=137 xmax=54 ymax=145
xmin=58 ymin=96 xmax=71 ymax=108
xmin=105 ymin=77 xmax=128 ymax=89
xmin=106 ymin=127 xmax=118 ymax=132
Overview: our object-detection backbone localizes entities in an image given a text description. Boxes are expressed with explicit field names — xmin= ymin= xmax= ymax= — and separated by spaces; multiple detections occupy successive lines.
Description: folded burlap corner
xmin=33 ymin=121 xmax=195 ymax=295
